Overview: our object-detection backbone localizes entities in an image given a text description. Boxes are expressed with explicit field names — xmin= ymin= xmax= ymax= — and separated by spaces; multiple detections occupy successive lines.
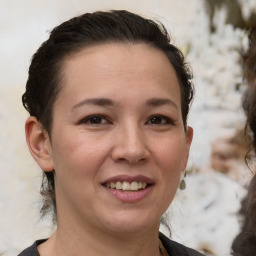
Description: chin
xmin=101 ymin=211 xmax=160 ymax=235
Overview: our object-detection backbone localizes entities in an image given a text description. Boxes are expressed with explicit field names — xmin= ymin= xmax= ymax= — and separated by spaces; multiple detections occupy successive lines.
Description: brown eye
xmin=147 ymin=115 xmax=173 ymax=125
xmin=89 ymin=116 xmax=104 ymax=124
xmin=80 ymin=115 xmax=111 ymax=125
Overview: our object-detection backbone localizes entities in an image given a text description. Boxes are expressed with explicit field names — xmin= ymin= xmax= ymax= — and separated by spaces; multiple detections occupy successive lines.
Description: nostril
xmin=115 ymin=157 xmax=147 ymax=164
xmin=112 ymin=155 xmax=148 ymax=165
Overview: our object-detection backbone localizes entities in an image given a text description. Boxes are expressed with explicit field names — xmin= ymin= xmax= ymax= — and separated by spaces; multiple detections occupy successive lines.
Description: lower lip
xmin=103 ymin=186 xmax=153 ymax=203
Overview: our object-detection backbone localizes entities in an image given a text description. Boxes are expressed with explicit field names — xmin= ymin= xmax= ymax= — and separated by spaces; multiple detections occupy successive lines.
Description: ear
xmin=181 ymin=126 xmax=193 ymax=170
xmin=25 ymin=116 xmax=54 ymax=172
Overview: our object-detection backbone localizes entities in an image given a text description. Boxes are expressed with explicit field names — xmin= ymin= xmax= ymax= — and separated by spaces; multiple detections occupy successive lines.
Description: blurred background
xmin=1 ymin=0 xmax=256 ymax=255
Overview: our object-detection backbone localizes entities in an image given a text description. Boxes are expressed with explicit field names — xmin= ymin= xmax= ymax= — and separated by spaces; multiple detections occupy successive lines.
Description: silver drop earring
xmin=179 ymin=170 xmax=186 ymax=190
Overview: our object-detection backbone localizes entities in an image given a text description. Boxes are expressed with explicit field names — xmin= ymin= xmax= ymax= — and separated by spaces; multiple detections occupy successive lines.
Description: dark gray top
xmin=18 ymin=232 xmax=206 ymax=256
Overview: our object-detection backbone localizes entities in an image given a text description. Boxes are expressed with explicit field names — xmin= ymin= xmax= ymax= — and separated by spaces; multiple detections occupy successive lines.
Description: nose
xmin=111 ymin=124 xmax=149 ymax=164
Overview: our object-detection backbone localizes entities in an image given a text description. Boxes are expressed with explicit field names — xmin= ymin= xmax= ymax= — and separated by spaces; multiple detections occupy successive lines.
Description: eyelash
xmin=146 ymin=115 xmax=174 ymax=125
xmin=79 ymin=114 xmax=111 ymax=125
xmin=79 ymin=114 xmax=174 ymax=126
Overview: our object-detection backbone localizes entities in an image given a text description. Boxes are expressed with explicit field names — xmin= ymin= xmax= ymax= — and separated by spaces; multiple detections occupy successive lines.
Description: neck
xmin=38 ymin=217 xmax=161 ymax=256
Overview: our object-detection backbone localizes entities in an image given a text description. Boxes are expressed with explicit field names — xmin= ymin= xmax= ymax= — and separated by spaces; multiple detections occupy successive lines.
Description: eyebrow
xmin=72 ymin=97 xmax=178 ymax=110
xmin=146 ymin=98 xmax=178 ymax=109
xmin=72 ymin=98 xmax=114 ymax=110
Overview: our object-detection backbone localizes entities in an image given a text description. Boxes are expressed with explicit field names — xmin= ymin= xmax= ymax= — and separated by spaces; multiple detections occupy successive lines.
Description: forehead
xmin=57 ymin=42 xmax=181 ymax=104
xmin=63 ymin=42 xmax=172 ymax=73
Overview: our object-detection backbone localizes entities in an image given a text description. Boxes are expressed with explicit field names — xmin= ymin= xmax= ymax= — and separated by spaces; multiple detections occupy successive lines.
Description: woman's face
xmin=45 ymin=43 xmax=192 ymax=234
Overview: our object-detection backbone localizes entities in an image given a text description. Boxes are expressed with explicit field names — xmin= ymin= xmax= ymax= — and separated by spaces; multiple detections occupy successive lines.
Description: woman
xmin=232 ymin=27 xmax=256 ymax=256
xmin=19 ymin=10 xmax=204 ymax=256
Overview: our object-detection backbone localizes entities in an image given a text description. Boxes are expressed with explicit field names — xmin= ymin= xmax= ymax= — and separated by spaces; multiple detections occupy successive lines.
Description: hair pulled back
xmin=22 ymin=10 xmax=194 ymax=219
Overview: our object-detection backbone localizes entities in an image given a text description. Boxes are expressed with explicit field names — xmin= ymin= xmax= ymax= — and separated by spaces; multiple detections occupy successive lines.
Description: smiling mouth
xmin=103 ymin=181 xmax=149 ymax=191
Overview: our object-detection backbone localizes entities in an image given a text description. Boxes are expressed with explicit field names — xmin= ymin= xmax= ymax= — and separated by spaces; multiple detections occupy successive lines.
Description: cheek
xmin=154 ymin=141 xmax=185 ymax=212
xmin=51 ymin=135 xmax=104 ymax=198
xmin=153 ymin=137 xmax=187 ymax=172
xmin=51 ymin=132 xmax=110 ymax=176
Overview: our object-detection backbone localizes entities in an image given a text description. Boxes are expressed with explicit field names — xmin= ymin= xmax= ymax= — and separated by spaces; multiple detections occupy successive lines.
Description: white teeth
xmin=105 ymin=181 xmax=149 ymax=191
xmin=116 ymin=181 xmax=122 ymax=190
xmin=110 ymin=182 xmax=115 ymax=189
xmin=122 ymin=181 xmax=130 ymax=190
xmin=130 ymin=181 xmax=138 ymax=191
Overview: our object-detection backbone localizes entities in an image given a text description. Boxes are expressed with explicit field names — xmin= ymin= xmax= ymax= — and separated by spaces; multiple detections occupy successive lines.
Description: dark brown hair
xmin=22 ymin=10 xmax=194 ymax=220
xmin=232 ymin=27 xmax=256 ymax=256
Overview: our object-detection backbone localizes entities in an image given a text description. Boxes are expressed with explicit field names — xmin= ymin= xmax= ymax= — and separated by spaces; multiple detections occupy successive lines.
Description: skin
xmin=25 ymin=43 xmax=193 ymax=256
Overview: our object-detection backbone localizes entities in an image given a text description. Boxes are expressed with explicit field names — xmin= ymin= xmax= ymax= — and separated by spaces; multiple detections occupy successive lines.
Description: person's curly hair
xmin=232 ymin=26 xmax=256 ymax=256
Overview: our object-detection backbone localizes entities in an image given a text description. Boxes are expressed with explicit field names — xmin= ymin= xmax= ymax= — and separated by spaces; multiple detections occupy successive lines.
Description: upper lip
xmin=102 ymin=175 xmax=154 ymax=184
